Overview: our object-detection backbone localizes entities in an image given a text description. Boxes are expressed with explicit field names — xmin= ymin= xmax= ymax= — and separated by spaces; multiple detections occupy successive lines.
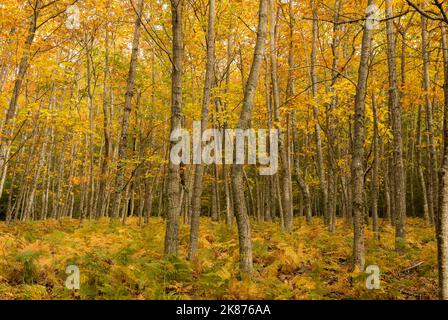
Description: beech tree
xmin=352 ymin=0 xmax=374 ymax=270
xmin=231 ymin=0 xmax=268 ymax=275
xmin=188 ymin=0 xmax=216 ymax=261
xmin=164 ymin=0 xmax=184 ymax=256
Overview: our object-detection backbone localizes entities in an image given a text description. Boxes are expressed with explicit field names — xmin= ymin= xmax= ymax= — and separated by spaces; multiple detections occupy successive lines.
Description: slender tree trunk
xmin=371 ymin=90 xmax=379 ymax=240
xmin=224 ymin=165 xmax=233 ymax=226
xmin=223 ymin=30 xmax=234 ymax=227
xmin=352 ymin=0 xmax=374 ymax=271
xmin=84 ymin=32 xmax=96 ymax=221
xmin=327 ymin=0 xmax=342 ymax=233
xmin=231 ymin=0 xmax=268 ymax=275
xmin=269 ymin=0 xmax=293 ymax=232
xmin=188 ymin=0 xmax=216 ymax=260
xmin=212 ymin=162 xmax=220 ymax=222
xmin=112 ymin=0 xmax=144 ymax=220
xmin=385 ymin=0 xmax=406 ymax=249
xmin=98 ymin=2 xmax=112 ymax=219
xmin=438 ymin=23 xmax=448 ymax=301
xmin=383 ymin=139 xmax=392 ymax=222
xmin=264 ymin=57 xmax=273 ymax=223
xmin=288 ymin=11 xmax=312 ymax=225
xmin=417 ymin=103 xmax=430 ymax=222
xmin=421 ymin=6 xmax=437 ymax=226
xmin=421 ymin=8 xmax=436 ymax=225
xmin=165 ymin=0 xmax=184 ymax=256
xmin=310 ymin=1 xmax=328 ymax=224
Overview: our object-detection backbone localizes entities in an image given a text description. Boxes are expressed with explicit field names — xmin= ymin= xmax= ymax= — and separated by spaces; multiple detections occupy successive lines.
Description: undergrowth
xmin=0 ymin=217 xmax=438 ymax=300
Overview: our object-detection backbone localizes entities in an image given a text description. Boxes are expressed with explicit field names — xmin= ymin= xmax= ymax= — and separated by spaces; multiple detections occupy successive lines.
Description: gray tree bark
xmin=165 ymin=0 xmax=184 ymax=256
xmin=437 ymin=23 xmax=448 ymax=301
xmin=112 ymin=0 xmax=144 ymax=221
xmin=371 ymin=90 xmax=379 ymax=241
xmin=310 ymin=0 xmax=328 ymax=225
xmin=352 ymin=0 xmax=374 ymax=271
xmin=188 ymin=0 xmax=216 ymax=261
xmin=286 ymin=0 xmax=312 ymax=224
xmin=98 ymin=0 xmax=112 ymax=219
xmin=421 ymin=6 xmax=437 ymax=226
xmin=385 ymin=0 xmax=407 ymax=249
xmin=327 ymin=0 xmax=342 ymax=233
xmin=231 ymin=0 xmax=268 ymax=275
xmin=269 ymin=0 xmax=293 ymax=232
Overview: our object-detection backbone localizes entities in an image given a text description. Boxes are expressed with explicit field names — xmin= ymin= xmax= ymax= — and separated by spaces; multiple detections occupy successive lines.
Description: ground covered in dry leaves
xmin=0 ymin=217 xmax=438 ymax=300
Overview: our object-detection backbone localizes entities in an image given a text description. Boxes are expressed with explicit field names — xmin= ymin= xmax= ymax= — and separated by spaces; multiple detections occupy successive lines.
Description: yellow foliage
xmin=0 ymin=217 xmax=439 ymax=300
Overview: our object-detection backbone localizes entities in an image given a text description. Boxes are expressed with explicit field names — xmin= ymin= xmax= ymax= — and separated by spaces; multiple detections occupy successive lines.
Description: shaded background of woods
xmin=0 ymin=0 xmax=447 ymax=299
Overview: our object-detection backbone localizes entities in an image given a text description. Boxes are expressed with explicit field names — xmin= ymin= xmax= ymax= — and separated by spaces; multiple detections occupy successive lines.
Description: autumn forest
xmin=0 ymin=0 xmax=448 ymax=301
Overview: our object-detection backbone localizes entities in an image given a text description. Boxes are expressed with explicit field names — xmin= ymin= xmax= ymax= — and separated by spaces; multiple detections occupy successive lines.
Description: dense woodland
xmin=1 ymin=0 xmax=448 ymax=300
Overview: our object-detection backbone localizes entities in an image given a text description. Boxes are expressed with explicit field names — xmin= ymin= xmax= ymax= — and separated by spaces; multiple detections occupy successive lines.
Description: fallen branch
xmin=400 ymin=261 xmax=424 ymax=274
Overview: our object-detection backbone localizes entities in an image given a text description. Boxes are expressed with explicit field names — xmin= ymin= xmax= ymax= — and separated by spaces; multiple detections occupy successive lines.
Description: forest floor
xmin=0 ymin=217 xmax=438 ymax=300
